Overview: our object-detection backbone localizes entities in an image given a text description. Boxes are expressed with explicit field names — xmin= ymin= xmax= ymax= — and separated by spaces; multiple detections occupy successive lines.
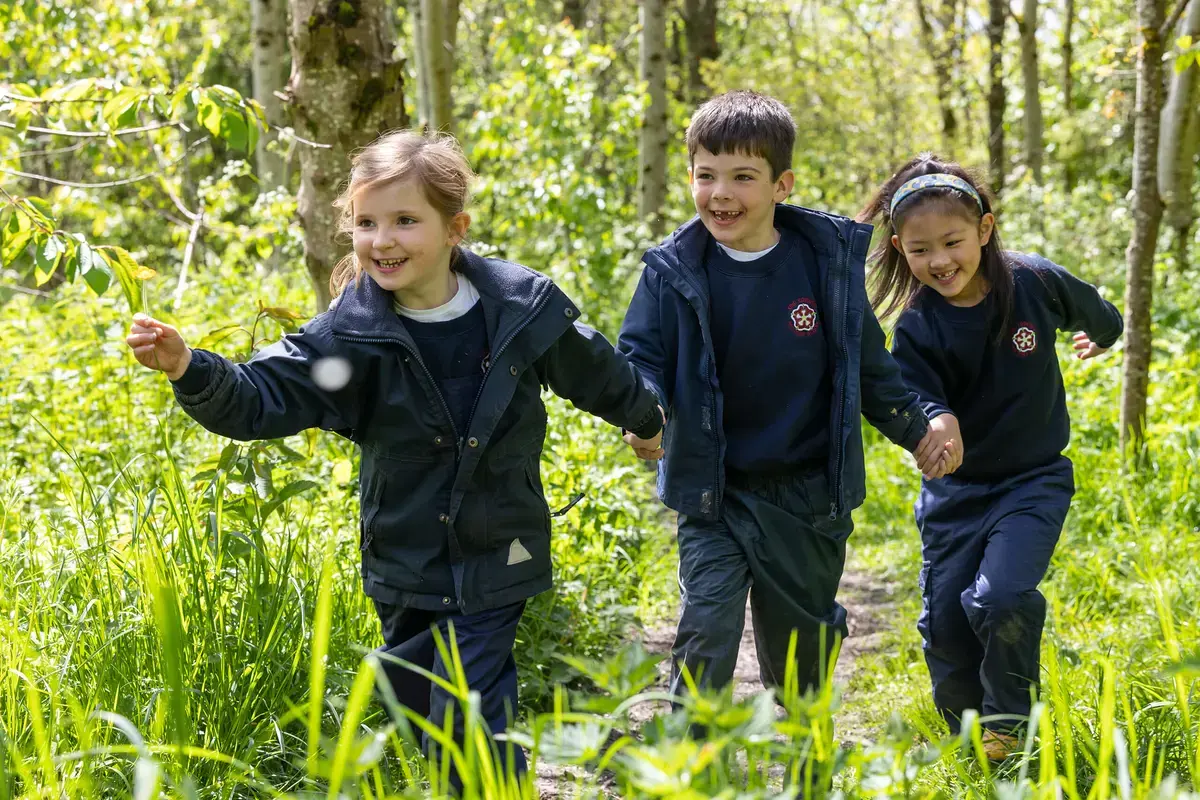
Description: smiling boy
xmin=617 ymin=91 xmax=956 ymax=701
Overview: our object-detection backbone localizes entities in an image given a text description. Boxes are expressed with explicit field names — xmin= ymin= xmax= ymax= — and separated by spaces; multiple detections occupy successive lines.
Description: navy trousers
xmin=373 ymin=599 xmax=528 ymax=780
xmin=915 ymin=457 xmax=1074 ymax=734
xmin=670 ymin=470 xmax=853 ymax=697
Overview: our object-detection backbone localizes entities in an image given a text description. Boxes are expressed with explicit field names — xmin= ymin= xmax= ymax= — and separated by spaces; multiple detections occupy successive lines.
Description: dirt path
xmin=534 ymin=569 xmax=899 ymax=795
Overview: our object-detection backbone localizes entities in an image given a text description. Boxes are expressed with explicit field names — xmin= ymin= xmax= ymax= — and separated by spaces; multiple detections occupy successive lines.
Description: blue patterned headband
xmin=889 ymin=173 xmax=984 ymax=217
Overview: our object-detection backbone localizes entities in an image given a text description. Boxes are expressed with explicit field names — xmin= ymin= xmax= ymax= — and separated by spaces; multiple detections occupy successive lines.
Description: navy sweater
xmin=891 ymin=253 xmax=1123 ymax=481
xmin=405 ymin=302 xmax=489 ymax=438
xmin=706 ymin=229 xmax=830 ymax=473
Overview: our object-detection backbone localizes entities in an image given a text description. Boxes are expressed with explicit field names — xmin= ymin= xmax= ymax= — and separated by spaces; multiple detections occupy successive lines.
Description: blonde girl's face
xmin=351 ymin=178 xmax=470 ymax=309
xmin=892 ymin=206 xmax=995 ymax=307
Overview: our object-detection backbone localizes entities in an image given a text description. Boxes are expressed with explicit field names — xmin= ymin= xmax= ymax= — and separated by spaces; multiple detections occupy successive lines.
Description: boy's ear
xmin=978 ymin=212 xmax=995 ymax=246
xmin=773 ymin=169 xmax=795 ymax=201
xmin=687 ymin=165 xmax=695 ymax=187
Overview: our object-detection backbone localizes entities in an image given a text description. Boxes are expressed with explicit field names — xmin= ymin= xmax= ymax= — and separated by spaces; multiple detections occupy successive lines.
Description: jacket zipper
xmin=463 ymin=286 xmax=555 ymax=437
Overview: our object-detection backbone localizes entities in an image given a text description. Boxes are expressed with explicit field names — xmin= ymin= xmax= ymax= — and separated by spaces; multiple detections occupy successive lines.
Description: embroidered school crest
xmin=789 ymin=298 xmax=819 ymax=337
xmin=1011 ymin=323 xmax=1038 ymax=356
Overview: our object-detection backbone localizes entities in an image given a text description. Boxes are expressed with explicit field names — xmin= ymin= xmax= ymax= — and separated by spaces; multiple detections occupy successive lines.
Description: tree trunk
xmin=638 ymin=0 xmax=668 ymax=236
xmin=410 ymin=0 xmax=431 ymax=128
xmin=1158 ymin=0 xmax=1200 ymax=270
xmin=1063 ymin=0 xmax=1077 ymax=190
xmin=1017 ymin=0 xmax=1044 ymax=183
xmin=987 ymin=0 xmax=1006 ymax=195
xmin=683 ymin=0 xmax=719 ymax=102
xmin=1120 ymin=0 xmax=1167 ymax=453
xmin=420 ymin=0 xmax=456 ymax=134
xmin=287 ymin=0 xmax=408 ymax=310
xmin=914 ymin=0 xmax=959 ymax=145
xmin=251 ymin=0 xmax=289 ymax=187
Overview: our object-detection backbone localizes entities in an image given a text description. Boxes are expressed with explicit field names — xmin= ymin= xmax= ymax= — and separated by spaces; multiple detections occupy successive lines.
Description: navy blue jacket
xmin=172 ymin=250 xmax=662 ymax=613
xmin=617 ymin=204 xmax=930 ymax=520
xmin=892 ymin=252 xmax=1123 ymax=481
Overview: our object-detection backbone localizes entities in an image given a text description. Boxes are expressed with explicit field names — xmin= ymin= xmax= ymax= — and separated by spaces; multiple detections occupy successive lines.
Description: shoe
xmin=981 ymin=729 xmax=1019 ymax=762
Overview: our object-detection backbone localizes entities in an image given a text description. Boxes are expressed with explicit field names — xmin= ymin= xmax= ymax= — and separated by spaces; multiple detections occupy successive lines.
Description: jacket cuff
xmin=626 ymin=404 xmax=663 ymax=440
xmin=171 ymin=350 xmax=228 ymax=406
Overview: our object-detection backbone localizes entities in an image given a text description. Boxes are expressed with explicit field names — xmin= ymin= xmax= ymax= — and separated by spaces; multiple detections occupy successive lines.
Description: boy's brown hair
xmin=686 ymin=91 xmax=795 ymax=180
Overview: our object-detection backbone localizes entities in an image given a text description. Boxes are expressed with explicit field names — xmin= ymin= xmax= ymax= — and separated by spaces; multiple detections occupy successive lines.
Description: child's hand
xmin=126 ymin=313 xmax=192 ymax=380
xmin=1072 ymin=332 xmax=1109 ymax=360
xmin=623 ymin=406 xmax=665 ymax=461
xmin=913 ymin=414 xmax=963 ymax=479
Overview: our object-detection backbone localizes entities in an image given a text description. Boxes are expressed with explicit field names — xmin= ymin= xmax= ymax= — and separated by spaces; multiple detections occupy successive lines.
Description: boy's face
xmin=689 ymin=147 xmax=794 ymax=252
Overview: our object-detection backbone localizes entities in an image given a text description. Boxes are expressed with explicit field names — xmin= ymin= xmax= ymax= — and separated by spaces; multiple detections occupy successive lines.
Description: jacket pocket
xmin=483 ymin=457 xmax=551 ymax=548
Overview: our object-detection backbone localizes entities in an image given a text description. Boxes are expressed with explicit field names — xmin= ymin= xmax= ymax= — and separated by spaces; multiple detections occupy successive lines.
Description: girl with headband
xmin=857 ymin=153 xmax=1123 ymax=762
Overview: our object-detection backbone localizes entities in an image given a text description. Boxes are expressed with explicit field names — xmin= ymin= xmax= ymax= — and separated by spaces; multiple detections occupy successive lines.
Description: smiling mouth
xmin=930 ymin=268 xmax=959 ymax=284
xmin=710 ymin=210 xmax=742 ymax=223
xmin=375 ymin=258 xmax=408 ymax=271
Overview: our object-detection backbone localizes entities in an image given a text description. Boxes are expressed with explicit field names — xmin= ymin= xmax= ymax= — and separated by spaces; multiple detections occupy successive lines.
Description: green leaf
xmin=1 ymin=210 xmax=33 ymax=266
xmin=195 ymin=325 xmax=245 ymax=350
xmin=99 ymin=246 xmax=156 ymax=313
xmin=261 ymin=480 xmax=321 ymax=522
xmin=102 ymin=87 xmax=144 ymax=131
xmin=34 ymin=234 xmax=64 ymax=286
xmin=219 ymin=109 xmax=249 ymax=152
xmin=82 ymin=245 xmax=113 ymax=295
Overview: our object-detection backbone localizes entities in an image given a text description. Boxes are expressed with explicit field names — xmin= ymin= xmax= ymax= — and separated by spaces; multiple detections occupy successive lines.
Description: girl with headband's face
xmin=890 ymin=180 xmax=997 ymax=307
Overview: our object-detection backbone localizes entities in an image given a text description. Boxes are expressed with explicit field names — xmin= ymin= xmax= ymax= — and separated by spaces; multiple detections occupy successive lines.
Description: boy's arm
xmin=616 ymin=266 xmax=672 ymax=411
xmin=536 ymin=322 xmax=663 ymax=439
xmin=859 ymin=307 xmax=930 ymax=451
xmin=1038 ymin=259 xmax=1124 ymax=347
xmin=172 ymin=318 xmax=361 ymax=441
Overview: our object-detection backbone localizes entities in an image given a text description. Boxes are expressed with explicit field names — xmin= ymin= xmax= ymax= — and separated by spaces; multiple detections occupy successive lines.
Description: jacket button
xmin=468 ymin=437 xmax=479 ymax=448
xmin=433 ymin=435 xmax=444 ymax=445
xmin=442 ymin=597 xmax=451 ymax=605
xmin=564 ymin=308 xmax=575 ymax=318
xmin=509 ymin=365 xmax=518 ymax=376
xmin=438 ymin=513 xmax=449 ymax=524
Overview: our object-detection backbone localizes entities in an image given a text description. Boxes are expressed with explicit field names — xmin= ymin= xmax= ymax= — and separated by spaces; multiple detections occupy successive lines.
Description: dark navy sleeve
xmin=616 ymin=266 xmax=673 ymax=412
xmin=171 ymin=315 xmax=361 ymax=441
xmin=859 ymin=306 xmax=930 ymax=451
xmin=538 ymin=322 xmax=663 ymax=439
xmin=1035 ymin=258 xmax=1124 ymax=348
xmin=890 ymin=311 xmax=954 ymax=422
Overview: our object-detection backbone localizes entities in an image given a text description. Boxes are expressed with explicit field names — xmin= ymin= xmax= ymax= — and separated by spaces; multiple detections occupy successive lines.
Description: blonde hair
xmin=330 ymin=130 xmax=476 ymax=297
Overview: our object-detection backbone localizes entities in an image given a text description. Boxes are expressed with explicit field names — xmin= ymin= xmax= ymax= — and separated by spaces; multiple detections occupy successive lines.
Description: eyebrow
xmin=355 ymin=209 xmax=421 ymax=219
xmin=694 ymin=164 xmax=763 ymax=174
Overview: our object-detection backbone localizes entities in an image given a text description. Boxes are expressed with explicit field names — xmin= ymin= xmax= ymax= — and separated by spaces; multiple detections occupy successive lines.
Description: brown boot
xmin=981 ymin=729 xmax=1020 ymax=763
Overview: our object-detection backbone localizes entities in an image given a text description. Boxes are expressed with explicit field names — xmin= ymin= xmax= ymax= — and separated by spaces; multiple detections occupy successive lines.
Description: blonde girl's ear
xmin=446 ymin=211 xmax=471 ymax=246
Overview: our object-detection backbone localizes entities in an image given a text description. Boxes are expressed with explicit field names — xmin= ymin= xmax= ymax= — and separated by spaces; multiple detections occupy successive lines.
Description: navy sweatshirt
xmin=891 ymin=253 xmax=1123 ymax=482
xmin=706 ymin=228 xmax=831 ymax=473
xmin=404 ymin=302 xmax=489 ymax=438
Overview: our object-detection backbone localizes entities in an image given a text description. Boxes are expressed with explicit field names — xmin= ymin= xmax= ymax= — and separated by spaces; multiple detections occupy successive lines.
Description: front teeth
xmin=377 ymin=258 xmax=406 ymax=268
xmin=933 ymin=269 xmax=958 ymax=283
xmin=712 ymin=210 xmax=741 ymax=221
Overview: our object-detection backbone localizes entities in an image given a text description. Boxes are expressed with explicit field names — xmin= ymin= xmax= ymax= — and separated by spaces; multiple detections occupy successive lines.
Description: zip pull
xmin=551 ymin=492 xmax=586 ymax=518
xmin=829 ymin=500 xmax=838 ymax=521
